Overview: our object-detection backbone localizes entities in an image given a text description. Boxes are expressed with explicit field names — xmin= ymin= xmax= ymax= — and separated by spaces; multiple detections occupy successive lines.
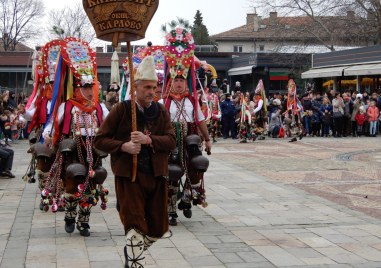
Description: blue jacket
xmin=220 ymin=99 xmax=236 ymax=117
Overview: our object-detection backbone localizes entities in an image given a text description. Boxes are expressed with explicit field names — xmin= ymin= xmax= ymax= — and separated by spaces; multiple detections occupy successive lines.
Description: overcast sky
xmin=41 ymin=0 xmax=253 ymax=46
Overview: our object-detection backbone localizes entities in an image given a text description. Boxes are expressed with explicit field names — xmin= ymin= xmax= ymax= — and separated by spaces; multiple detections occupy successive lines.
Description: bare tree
xmin=248 ymin=0 xmax=379 ymax=51
xmin=47 ymin=3 xmax=96 ymax=43
xmin=0 ymin=0 xmax=44 ymax=51
xmin=350 ymin=0 xmax=381 ymax=45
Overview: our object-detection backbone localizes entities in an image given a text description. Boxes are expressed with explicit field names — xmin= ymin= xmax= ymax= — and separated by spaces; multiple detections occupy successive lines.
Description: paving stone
xmin=1 ymin=257 xmax=25 ymax=268
xmin=252 ymin=245 xmax=306 ymax=266
xmin=3 ymin=139 xmax=381 ymax=267
xmin=186 ymin=255 xmax=222 ymax=266
xmin=214 ymin=252 xmax=244 ymax=263
xmin=90 ymin=261 xmax=124 ymax=268
xmin=87 ymin=246 xmax=121 ymax=261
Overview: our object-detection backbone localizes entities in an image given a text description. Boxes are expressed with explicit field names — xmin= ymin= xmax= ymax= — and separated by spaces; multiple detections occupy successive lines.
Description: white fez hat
xmin=134 ymin=56 xmax=158 ymax=82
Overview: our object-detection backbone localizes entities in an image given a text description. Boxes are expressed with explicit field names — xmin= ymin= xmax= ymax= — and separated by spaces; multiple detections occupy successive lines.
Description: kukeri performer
xmin=249 ymin=79 xmax=268 ymax=141
xmin=284 ymin=79 xmax=305 ymax=140
xmin=42 ymin=38 xmax=109 ymax=237
xmin=94 ymin=56 xmax=176 ymax=267
xmin=24 ymin=40 xmax=60 ymax=207
xmin=239 ymin=94 xmax=252 ymax=143
xmin=208 ymin=81 xmax=222 ymax=143
xmin=162 ymin=27 xmax=212 ymax=226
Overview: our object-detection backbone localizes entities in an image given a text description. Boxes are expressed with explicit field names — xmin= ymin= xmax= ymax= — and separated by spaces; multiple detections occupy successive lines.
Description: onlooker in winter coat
xmin=367 ymin=100 xmax=379 ymax=137
xmin=351 ymin=94 xmax=364 ymax=137
xmin=332 ymin=92 xmax=345 ymax=137
xmin=355 ymin=106 xmax=367 ymax=136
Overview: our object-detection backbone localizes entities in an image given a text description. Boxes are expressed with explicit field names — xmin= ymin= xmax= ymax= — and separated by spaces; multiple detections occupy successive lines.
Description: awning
xmin=344 ymin=63 xmax=381 ymax=76
xmin=301 ymin=66 xmax=346 ymax=79
xmin=228 ymin=65 xmax=254 ymax=76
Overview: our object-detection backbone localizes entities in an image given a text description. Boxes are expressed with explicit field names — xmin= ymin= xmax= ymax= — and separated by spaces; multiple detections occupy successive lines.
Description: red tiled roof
xmin=0 ymin=52 xmax=34 ymax=66
xmin=0 ymin=39 xmax=33 ymax=52
xmin=211 ymin=15 xmax=376 ymax=44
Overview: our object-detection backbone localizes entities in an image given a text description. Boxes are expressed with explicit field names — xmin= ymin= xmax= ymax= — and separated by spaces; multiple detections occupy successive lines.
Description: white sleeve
xmin=196 ymin=103 xmax=205 ymax=121
xmin=100 ymin=103 xmax=109 ymax=120
xmin=253 ymin=99 xmax=263 ymax=114
xmin=24 ymin=93 xmax=39 ymax=121
xmin=19 ymin=115 xmax=27 ymax=124
xmin=43 ymin=103 xmax=65 ymax=138
xmin=24 ymin=103 xmax=36 ymax=121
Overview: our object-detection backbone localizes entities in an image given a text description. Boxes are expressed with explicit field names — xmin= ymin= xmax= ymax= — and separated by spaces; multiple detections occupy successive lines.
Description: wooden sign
xmin=83 ymin=0 xmax=159 ymax=47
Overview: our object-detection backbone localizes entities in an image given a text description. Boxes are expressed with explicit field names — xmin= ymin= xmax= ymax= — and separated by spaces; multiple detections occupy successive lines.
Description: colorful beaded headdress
xmin=288 ymin=79 xmax=296 ymax=96
xmin=164 ymin=27 xmax=195 ymax=79
xmin=254 ymin=79 xmax=267 ymax=113
xmin=60 ymin=37 xmax=97 ymax=88
xmin=163 ymin=27 xmax=201 ymax=123
xmin=45 ymin=38 xmax=99 ymax=144
xmin=26 ymin=40 xmax=61 ymax=132
xmin=42 ymin=40 xmax=61 ymax=84
xmin=255 ymin=79 xmax=264 ymax=94
xmin=287 ymin=79 xmax=298 ymax=110
xmin=120 ymin=45 xmax=165 ymax=101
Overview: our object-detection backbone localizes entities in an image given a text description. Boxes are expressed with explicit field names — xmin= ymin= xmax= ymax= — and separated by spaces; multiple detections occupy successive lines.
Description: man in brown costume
xmin=94 ymin=56 xmax=176 ymax=268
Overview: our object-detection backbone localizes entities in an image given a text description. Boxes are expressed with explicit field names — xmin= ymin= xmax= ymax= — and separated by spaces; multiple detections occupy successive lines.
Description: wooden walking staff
xmin=83 ymin=0 xmax=159 ymax=181
xmin=126 ymin=41 xmax=138 ymax=181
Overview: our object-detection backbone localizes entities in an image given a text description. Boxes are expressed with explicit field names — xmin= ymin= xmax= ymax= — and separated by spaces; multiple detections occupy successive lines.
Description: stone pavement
xmin=1 ymin=138 xmax=381 ymax=268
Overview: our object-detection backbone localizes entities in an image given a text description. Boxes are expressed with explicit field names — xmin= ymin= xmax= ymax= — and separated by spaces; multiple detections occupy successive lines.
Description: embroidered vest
xmin=62 ymin=102 xmax=103 ymax=135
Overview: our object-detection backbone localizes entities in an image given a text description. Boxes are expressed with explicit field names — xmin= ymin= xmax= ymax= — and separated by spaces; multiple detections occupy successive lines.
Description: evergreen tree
xmin=191 ymin=10 xmax=211 ymax=45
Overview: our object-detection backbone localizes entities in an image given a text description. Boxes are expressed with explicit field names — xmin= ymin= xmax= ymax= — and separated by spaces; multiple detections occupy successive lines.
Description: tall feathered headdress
xmin=254 ymin=79 xmax=267 ymax=113
xmin=287 ymin=79 xmax=297 ymax=110
xmin=120 ymin=44 xmax=165 ymax=101
xmin=163 ymin=27 xmax=200 ymax=122
xmin=27 ymin=40 xmax=61 ymax=133
xmin=45 ymin=37 xmax=98 ymax=144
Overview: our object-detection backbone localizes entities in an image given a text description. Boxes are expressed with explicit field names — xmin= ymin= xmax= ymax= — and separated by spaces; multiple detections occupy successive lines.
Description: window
xmin=233 ymin=45 xmax=243 ymax=53
xmin=259 ymin=45 xmax=265 ymax=51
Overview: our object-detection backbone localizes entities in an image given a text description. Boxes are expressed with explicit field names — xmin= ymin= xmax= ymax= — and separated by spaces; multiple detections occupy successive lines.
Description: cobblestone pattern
xmin=1 ymin=138 xmax=381 ymax=267
xmin=211 ymin=137 xmax=381 ymax=220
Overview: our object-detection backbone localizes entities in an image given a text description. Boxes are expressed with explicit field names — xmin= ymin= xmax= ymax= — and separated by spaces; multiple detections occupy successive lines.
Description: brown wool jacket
xmin=94 ymin=101 xmax=176 ymax=178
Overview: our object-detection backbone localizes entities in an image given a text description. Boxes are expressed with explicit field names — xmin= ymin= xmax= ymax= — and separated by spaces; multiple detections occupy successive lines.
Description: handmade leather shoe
xmin=1 ymin=170 xmax=15 ymax=178
xmin=64 ymin=217 xmax=76 ymax=233
xmin=183 ymin=209 xmax=192 ymax=218
xmin=169 ymin=217 xmax=177 ymax=226
xmin=77 ymin=223 xmax=90 ymax=237
xmin=178 ymin=200 xmax=191 ymax=210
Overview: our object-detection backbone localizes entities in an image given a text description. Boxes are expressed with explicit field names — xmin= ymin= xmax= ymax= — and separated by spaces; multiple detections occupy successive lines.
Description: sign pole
xmin=82 ymin=0 xmax=159 ymax=183
xmin=127 ymin=41 xmax=137 ymax=182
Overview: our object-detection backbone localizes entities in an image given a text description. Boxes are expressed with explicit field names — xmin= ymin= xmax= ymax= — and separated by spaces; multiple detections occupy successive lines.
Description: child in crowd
xmin=9 ymin=108 xmax=19 ymax=141
xmin=355 ymin=106 xmax=367 ymax=136
xmin=17 ymin=104 xmax=28 ymax=139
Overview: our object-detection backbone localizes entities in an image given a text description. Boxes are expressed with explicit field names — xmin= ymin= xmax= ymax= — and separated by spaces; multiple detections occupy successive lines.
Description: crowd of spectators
xmin=0 ymin=90 xmax=29 ymax=142
xmin=214 ymin=83 xmax=381 ymax=140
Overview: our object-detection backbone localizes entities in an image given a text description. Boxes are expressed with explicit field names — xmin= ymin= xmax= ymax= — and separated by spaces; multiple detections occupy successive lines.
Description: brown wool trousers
xmin=115 ymin=173 xmax=168 ymax=238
